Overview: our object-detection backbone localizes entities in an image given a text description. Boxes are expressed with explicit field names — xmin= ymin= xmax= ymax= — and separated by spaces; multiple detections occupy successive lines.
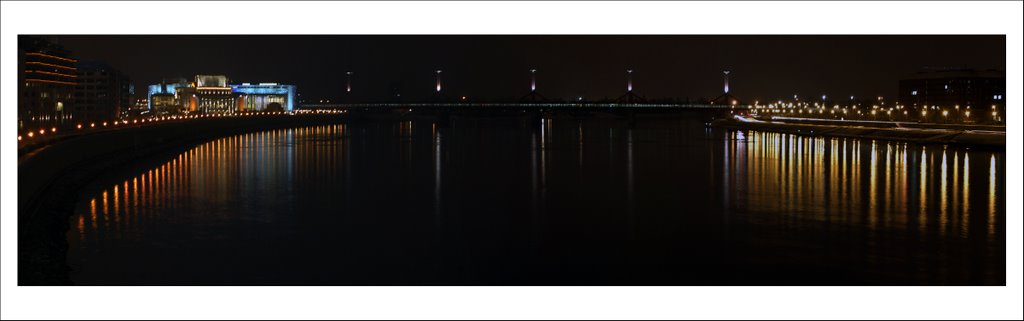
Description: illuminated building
xmin=193 ymin=75 xmax=237 ymax=113
xmin=147 ymin=75 xmax=297 ymax=114
xmin=18 ymin=36 xmax=77 ymax=130
xmin=150 ymin=93 xmax=179 ymax=115
xmin=129 ymin=97 xmax=149 ymax=116
xmin=73 ymin=61 xmax=132 ymax=123
xmin=232 ymin=83 xmax=297 ymax=112
xmin=147 ymin=78 xmax=190 ymax=115
xmin=899 ymin=69 xmax=1005 ymax=121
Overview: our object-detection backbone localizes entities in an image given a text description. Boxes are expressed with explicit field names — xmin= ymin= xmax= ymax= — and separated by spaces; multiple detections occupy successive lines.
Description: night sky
xmin=47 ymin=35 xmax=1004 ymax=102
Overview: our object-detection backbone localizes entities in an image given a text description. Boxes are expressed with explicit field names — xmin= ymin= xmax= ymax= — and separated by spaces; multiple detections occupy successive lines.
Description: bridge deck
xmin=301 ymin=102 xmax=750 ymax=109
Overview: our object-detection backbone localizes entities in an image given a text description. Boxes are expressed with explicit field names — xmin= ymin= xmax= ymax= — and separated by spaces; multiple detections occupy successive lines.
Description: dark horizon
xmin=41 ymin=35 xmax=1004 ymax=103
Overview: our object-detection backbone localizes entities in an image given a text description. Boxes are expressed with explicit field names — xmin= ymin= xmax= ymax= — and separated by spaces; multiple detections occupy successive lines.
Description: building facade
xmin=129 ymin=97 xmax=149 ymax=117
xmin=899 ymin=69 xmax=1005 ymax=123
xmin=232 ymin=83 xmax=297 ymax=112
xmin=73 ymin=61 xmax=132 ymax=123
xmin=147 ymin=76 xmax=297 ymax=115
xmin=147 ymin=78 xmax=190 ymax=115
xmin=194 ymin=76 xmax=237 ymax=113
xmin=18 ymin=36 xmax=77 ymax=130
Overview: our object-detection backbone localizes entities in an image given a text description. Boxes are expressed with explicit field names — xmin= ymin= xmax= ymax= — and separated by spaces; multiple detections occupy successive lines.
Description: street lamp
xmin=435 ymin=69 xmax=442 ymax=93
xmin=346 ymin=71 xmax=353 ymax=93
xmin=530 ymin=68 xmax=537 ymax=92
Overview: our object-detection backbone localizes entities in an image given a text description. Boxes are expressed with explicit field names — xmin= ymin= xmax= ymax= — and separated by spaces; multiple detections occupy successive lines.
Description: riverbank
xmin=712 ymin=116 xmax=1005 ymax=149
xmin=18 ymin=114 xmax=345 ymax=285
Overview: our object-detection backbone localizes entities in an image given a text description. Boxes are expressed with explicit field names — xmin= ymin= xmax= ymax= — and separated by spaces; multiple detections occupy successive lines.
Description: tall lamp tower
xmin=711 ymin=69 xmax=739 ymax=105
xmin=346 ymin=71 xmax=353 ymax=93
xmin=435 ymin=69 xmax=442 ymax=93
xmin=616 ymin=68 xmax=645 ymax=103
xmin=521 ymin=68 xmax=548 ymax=102
xmin=627 ymin=69 xmax=634 ymax=93
xmin=723 ymin=70 xmax=730 ymax=94
xmin=530 ymin=68 xmax=537 ymax=92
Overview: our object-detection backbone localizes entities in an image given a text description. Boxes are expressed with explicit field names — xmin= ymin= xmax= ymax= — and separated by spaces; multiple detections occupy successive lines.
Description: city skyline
xmin=48 ymin=35 xmax=1004 ymax=102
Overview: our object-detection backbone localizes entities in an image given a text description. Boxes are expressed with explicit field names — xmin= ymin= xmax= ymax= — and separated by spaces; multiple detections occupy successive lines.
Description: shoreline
xmin=711 ymin=116 xmax=1005 ymax=149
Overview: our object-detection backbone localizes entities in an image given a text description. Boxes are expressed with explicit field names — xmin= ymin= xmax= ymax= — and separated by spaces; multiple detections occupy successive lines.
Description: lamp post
xmin=723 ymin=70 xmax=730 ymax=94
xmin=435 ymin=70 xmax=442 ymax=93
xmin=346 ymin=71 xmax=353 ymax=93
xmin=530 ymin=69 xmax=537 ymax=92
xmin=626 ymin=69 xmax=633 ymax=93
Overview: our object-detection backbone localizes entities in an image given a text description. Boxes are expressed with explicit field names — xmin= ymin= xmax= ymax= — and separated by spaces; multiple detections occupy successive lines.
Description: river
xmin=66 ymin=113 xmax=1005 ymax=285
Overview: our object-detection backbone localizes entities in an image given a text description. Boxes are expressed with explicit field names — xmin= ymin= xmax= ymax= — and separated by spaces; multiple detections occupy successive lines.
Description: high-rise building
xmin=18 ymin=36 xmax=77 ymax=130
xmin=74 ymin=61 xmax=132 ymax=123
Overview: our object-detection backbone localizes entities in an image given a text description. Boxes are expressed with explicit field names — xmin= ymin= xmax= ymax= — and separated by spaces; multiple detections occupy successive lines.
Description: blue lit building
xmin=231 ymin=83 xmax=297 ymax=112
xmin=146 ymin=77 xmax=297 ymax=114
xmin=147 ymin=78 xmax=189 ymax=114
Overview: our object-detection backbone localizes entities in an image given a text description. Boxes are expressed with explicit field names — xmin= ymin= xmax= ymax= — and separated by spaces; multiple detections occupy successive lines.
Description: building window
xmin=911 ymin=90 xmax=917 ymax=96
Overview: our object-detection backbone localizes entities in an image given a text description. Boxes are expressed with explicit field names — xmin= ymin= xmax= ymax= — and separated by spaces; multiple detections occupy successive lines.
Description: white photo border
xmin=2 ymin=1 xmax=1021 ymax=320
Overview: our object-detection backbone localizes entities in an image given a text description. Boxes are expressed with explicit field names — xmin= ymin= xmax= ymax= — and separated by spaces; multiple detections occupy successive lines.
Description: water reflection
xmin=66 ymin=120 xmax=1005 ymax=285
xmin=989 ymin=155 xmax=997 ymax=238
xmin=723 ymin=131 xmax=1002 ymax=240
xmin=433 ymin=122 xmax=442 ymax=224
xmin=72 ymin=127 xmax=315 ymax=246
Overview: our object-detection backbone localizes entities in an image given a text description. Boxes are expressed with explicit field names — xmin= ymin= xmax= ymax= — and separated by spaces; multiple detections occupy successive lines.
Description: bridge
xmin=300 ymin=102 xmax=751 ymax=110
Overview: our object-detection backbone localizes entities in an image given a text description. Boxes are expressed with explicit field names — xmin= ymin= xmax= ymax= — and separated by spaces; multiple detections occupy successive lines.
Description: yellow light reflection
xmin=961 ymin=154 xmax=969 ymax=238
xmin=940 ymin=150 xmax=948 ymax=236
xmin=102 ymin=190 xmax=109 ymax=229
xmin=869 ymin=141 xmax=878 ymax=228
xmin=919 ymin=149 xmax=927 ymax=232
xmin=89 ymin=198 xmax=98 ymax=230
xmin=988 ymin=155 xmax=996 ymax=238
xmin=113 ymin=185 xmax=120 ymax=225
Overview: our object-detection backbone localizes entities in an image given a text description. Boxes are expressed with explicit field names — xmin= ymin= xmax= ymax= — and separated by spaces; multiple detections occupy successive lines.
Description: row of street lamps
xmin=17 ymin=109 xmax=346 ymax=145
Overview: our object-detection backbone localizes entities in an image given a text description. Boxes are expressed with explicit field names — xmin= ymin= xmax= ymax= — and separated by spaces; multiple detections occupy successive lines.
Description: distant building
xmin=899 ymin=69 xmax=1005 ymax=122
xmin=192 ymin=75 xmax=237 ymax=113
xmin=148 ymin=78 xmax=190 ymax=115
xmin=74 ymin=61 xmax=132 ymax=123
xmin=18 ymin=36 xmax=77 ymax=130
xmin=232 ymin=83 xmax=297 ymax=112
xmin=146 ymin=75 xmax=297 ymax=115
xmin=151 ymin=93 xmax=179 ymax=115
xmin=129 ymin=97 xmax=149 ymax=116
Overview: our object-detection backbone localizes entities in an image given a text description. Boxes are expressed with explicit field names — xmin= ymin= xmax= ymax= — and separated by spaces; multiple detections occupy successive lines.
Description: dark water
xmin=67 ymin=114 xmax=1006 ymax=285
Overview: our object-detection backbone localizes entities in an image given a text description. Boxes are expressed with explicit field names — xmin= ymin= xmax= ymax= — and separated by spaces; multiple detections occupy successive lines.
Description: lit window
xmin=911 ymin=90 xmax=917 ymax=96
